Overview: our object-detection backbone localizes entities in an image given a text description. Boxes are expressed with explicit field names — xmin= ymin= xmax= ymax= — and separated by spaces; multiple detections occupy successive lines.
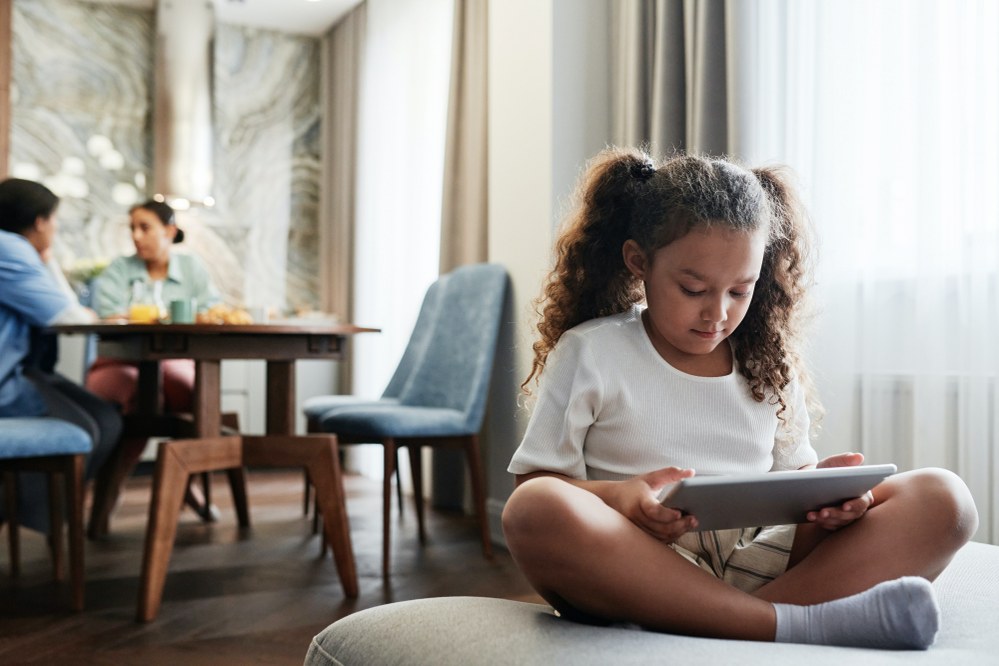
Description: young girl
xmin=502 ymin=148 xmax=978 ymax=649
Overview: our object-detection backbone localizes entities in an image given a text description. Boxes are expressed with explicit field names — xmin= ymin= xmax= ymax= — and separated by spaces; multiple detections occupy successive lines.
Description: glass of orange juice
xmin=128 ymin=280 xmax=165 ymax=323
xmin=128 ymin=302 xmax=161 ymax=323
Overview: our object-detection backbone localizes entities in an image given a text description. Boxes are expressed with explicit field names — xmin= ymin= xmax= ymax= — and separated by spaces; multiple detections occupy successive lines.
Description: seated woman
xmin=0 ymin=177 xmax=122 ymax=534
xmin=86 ymin=199 xmax=220 ymax=413
xmin=85 ymin=199 xmax=220 ymax=533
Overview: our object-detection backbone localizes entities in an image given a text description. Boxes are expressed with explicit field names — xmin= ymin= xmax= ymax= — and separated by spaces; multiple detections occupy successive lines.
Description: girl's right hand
xmin=607 ymin=467 xmax=698 ymax=544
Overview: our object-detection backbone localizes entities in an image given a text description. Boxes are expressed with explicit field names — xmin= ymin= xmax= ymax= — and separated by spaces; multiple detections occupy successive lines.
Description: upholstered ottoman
xmin=305 ymin=540 xmax=999 ymax=665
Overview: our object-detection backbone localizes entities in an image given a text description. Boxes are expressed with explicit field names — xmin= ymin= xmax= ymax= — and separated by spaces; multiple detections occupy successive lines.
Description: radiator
xmin=855 ymin=374 xmax=997 ymax=544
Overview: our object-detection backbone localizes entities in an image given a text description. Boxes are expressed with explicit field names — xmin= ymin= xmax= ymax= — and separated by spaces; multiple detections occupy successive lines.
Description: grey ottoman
xmin=305 ymin=541 xmax=999 ymax=665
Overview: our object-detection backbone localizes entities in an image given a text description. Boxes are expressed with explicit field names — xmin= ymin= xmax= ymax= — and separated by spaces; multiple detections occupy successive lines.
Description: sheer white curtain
xmin=351 ymin=0 xmax=454 ymax=478
xmin=741 ymin=0 xmax=999 ymax=543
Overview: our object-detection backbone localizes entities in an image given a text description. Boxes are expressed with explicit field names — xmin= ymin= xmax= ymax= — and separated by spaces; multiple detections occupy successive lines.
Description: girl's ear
xmin=622 ymin=239 xmax=647 ymax=279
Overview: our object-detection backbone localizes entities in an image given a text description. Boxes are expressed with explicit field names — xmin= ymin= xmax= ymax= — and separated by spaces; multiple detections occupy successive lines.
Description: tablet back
xmin=656 ymin=464 xmax=897 ymax=531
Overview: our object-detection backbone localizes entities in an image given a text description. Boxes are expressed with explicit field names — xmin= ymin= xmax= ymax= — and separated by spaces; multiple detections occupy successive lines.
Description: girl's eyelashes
xmin=680 ymin=286 xmax=754 ymax=298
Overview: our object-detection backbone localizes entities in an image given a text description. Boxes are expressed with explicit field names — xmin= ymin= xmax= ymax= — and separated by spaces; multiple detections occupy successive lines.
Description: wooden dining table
xmin=54 ymin=321 xmax=377 ymax=621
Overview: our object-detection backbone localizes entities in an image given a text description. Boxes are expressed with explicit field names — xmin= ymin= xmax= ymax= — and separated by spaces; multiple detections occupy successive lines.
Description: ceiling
xmin=214 ymin=0 xmax=363 ymax=36
xmin=88 ymin=0 xmax=364 ymax=37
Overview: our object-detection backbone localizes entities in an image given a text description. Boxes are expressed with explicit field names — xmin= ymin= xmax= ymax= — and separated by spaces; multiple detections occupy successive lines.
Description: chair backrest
xmin=397 ymin=263 xmax=509 ymax=433
xmin=381 ymin=276 xmax=447 ymax=399
xmin=79 ymin=281 xmax=98 ymax=372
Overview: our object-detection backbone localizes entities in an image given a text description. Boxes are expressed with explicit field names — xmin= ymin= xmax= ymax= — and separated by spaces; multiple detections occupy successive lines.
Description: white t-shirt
xmin=508 ymin=306 xmax=818 ymax=481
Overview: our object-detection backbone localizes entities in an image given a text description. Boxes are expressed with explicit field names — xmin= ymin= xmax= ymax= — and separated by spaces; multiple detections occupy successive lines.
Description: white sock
xmin=773 ymin=577 xmax=940 ymax=650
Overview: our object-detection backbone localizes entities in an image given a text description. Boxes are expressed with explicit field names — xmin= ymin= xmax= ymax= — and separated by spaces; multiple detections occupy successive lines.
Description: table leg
xmin=193 ymin=359 xmax=220 ymax=515
xmin=137 ymin=361 xmax=162 ymax=414
xmin=193 ymin=359 xmax=221 ymax=437
xmin=138 ymin=436 xmax=243 ymax=622
xmin=266 ymin=361 xmax=296 ymax=435
xmin=191 ymin=359 xmax=249 ymax=527
xmin=243 ymin=435 xmax=358 ymax=598
xmin=264 ymin=360 xmax=356 ymax=589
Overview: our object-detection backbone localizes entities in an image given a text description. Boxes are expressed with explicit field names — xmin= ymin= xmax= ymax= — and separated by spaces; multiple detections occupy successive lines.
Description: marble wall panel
xmin=214 ymin=23 xmax=321 ymax=311
xmin=10 ymin=0 xmax=152 ymax=264
xmin=9 ymin=0 xmax=321 ymax=310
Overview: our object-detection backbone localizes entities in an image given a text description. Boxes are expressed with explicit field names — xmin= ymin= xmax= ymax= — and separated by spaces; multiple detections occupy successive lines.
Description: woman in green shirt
xmin=87 ymin=200 xmax=220 ymax=412
xmin=85 ymin=200 xmax=221 ymax=532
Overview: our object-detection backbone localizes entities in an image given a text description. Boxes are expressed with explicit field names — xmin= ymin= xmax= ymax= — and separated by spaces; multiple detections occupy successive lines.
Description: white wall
xmin=485 ymin=0 xmax=611 ymax=545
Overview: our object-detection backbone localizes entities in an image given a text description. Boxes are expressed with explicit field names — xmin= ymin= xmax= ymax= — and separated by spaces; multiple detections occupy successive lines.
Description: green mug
xmin=169 ymin=298 xmax=196 ymax=324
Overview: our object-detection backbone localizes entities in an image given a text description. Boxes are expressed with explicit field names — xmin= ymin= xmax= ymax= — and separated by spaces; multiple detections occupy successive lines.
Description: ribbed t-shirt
xmin=508 ymin=305 xmax=817 ymax=481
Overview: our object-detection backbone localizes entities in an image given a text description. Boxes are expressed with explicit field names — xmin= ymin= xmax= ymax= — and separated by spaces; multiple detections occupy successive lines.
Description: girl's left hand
xmin=804 ymin=452 xmax=876 ymax=531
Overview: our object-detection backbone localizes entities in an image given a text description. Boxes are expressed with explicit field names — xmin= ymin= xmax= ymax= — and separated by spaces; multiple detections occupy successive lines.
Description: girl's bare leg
xmin=755 ymin=468 xmax=978 ymax=605
xmin=502 ymin=476 xmax=777 ymax=640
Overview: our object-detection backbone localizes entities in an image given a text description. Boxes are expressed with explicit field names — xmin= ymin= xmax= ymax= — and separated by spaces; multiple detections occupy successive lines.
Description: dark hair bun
xmin=630 ymin=160 xmax=656 ymax=181
xmin=173 ymin=227 xmax=185 ymax=244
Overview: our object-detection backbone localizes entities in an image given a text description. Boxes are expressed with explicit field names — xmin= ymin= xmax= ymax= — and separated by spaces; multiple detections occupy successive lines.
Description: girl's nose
xmin=702 ymin=299 xmax=727 ymax=324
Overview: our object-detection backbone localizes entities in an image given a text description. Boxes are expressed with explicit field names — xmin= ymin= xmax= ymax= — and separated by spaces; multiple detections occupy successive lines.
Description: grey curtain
xmin=433 ymin=0 xmax=490 ymax=509
xmin=319 ymin=3 xmax=366 ymax=391
xmin=612 ymin=0 xmax=749 ymax=158
xmin=439 ymin=0 xmax=489 ymax=272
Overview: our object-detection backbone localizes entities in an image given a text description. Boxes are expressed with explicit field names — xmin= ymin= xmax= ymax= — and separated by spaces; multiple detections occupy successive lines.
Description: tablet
xmin=655 ymin=464 xmax=897 ymax=532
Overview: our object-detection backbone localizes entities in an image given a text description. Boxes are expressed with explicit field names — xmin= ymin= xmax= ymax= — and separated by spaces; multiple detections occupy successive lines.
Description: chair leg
xmin=198 ymin=471 xmax=213 ymax=514
xmin=88 ymin=435 xmax=147 ymax=539
xmin=4 ymin=471 xmax=19 ymax=577
xmin=65 ymin=455 xmax=85 ymax=611
xmin=464 ymin=435 xmax=493 ymax=559
xmin=221 ymin=412 xmax=241 ymax=435
xmin=47 ymin=471 xmax=64 ymax=582
xmin=407 ymin=445 xmax=426 ymax=544
xmin=305 ymin=418 xmax=317 ymax=518
xmin=395 ymin=457 xmax=404 ymax=517
xmin=382 ymin=437 xmax=396 ymax=578
xmin=304 ymin=469 xmax=313 ymax=517
xmin=226 ymin=467 xmax=250 ymax=528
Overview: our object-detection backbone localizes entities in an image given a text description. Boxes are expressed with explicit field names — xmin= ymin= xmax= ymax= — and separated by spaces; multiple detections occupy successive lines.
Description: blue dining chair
xmin=0 ymin=417 xmax=92 ymax=611
xmin=302 ymin=277 xmax=445 ymax=525
xmin=310 ymin=263 xmax=509 ymax=576
xmin=303 ymin=277 xmax=445 ymax=424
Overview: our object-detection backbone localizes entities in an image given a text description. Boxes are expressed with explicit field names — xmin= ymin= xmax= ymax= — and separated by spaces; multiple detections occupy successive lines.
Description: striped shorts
xmin=669 ymin=524 xmax=797 ymax=593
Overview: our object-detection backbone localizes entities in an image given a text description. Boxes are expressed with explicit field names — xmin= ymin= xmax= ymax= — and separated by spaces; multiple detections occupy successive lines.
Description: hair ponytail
xmin=732 ymin=165 xmax=820 ymax=431
xmin=522 ymin=148 xmax=654 ymax=391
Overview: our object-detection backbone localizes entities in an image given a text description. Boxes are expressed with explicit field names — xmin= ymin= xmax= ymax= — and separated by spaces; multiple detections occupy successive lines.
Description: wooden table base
xmin=137 ymin=434 xmax=357 ymax=622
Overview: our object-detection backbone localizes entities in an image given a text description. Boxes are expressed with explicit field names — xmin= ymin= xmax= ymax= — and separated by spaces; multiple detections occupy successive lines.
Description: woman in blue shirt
xmin=0 ymin=178 xmax=122 ymax=533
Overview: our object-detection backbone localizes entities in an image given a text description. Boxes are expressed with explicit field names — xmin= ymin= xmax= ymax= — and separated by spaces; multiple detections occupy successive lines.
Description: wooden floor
xmin=0 ymin=468 xmax=544 ymax=665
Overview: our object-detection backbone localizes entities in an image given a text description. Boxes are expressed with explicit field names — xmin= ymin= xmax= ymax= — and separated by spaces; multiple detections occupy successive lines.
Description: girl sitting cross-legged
xmin=502 ymin=147 xmax=978 ymax=650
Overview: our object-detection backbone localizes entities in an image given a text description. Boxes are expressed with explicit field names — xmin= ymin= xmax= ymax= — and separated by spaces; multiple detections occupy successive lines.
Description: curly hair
xmin=523 ymin=147 xmax=819 ymax=429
